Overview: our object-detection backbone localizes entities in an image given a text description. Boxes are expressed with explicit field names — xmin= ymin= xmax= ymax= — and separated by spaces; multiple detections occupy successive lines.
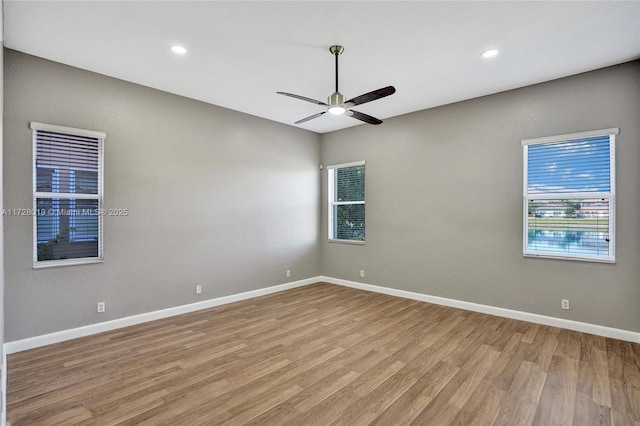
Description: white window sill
xmin=523 ymin=253 xmax=615 ymax=264
xmin=34 ymin=257 xmax=104 ymax=269
xmin=328 ymin=239 xmax=365 ymax=245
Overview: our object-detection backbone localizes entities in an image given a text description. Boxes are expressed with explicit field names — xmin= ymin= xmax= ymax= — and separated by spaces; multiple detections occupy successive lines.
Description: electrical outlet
xmin=360 ymin=270 xmax=365 ymax=278
xmin=286 ymin=270 xmax=291 ymax=278
xmin=561 ymin=299 xmax=570 ymax=310
xmin=97 ymin=302 xmax=106 ymax=313
xmin=196 ymin=284 xmax=202 ymax=294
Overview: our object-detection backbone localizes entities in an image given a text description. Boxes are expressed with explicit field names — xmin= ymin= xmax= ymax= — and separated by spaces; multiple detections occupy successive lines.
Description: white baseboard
xmin=5 ymin=275 xmax=639 ymax=355
xmin=320 ymin=276 xmax=640 ymax=344
xmin=4 ymin=277 xmax=320 ymax=354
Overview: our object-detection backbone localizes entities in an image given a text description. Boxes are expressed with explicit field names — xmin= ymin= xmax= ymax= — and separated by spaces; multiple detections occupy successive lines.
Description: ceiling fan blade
xmin=277 ymin=92 xmax=327 ymax=106
xmin=295 ymin=111 xmax=327 ymax=124
xmin=348 ymin=110 xmax=383 ymax=125
xmin=346 ymin=86 xmax=396 ymax=106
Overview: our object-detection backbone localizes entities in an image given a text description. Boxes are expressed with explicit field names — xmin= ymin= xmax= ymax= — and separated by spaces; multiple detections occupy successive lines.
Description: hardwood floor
xmin=7 ymin=283 xmax=640 ymax=425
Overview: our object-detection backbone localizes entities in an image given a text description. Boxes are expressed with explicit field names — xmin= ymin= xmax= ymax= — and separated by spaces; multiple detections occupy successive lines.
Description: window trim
xmin=521 ymin=128 xmax=618 ymax=263
xmin=31 ymin=122 xmax=105 ymax=268
xmin=327 ymin=160 xmax=366 ymax=244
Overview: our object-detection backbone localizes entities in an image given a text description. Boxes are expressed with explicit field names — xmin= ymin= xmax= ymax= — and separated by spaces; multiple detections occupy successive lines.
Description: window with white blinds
xmin=522 ymin=128 xmax=617 ymax=262
xmin=328 ymin=161 xmax=365 ymax=243
xmin=31 ymin=122 xmax=105 ymax=267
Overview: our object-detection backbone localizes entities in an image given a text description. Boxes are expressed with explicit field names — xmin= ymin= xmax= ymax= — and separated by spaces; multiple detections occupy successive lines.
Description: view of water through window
xmin=527 ymin=229 xmax=610 ymax=257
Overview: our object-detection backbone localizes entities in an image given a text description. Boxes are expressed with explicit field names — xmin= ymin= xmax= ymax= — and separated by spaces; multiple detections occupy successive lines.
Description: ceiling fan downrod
xmin=328 ymin=45 xmax=345 ymax=109
xmin=330 ymin=45 xmax=344 ymax=93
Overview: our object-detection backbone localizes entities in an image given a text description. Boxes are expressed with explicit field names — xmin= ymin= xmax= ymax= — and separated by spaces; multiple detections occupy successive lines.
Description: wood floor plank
xmin=7 ymin=282 xmax=640 ymax=426
xmin=533 ymin=354 xmax=580 ymax=426
xmin=371 ymin=360 xmax=460 ymax=425
xmin=573 ymin=391 xmax=612 ymax=426
xmin=243 ymin=351 xmax=390 ymax=426
xmin=493 ymin=361 xmax=543 ymax=426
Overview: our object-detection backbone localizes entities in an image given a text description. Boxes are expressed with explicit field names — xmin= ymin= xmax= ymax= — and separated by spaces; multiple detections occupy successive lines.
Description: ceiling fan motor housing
xmin=328 ymin=92 xmax=345 ymax=106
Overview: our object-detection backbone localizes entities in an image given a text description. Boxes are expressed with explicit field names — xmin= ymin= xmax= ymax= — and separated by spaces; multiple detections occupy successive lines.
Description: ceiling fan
xmin=277 ymin=45 xmax=396 ymax=125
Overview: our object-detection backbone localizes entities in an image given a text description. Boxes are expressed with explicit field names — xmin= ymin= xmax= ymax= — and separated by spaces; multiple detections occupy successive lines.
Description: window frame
xmin=327 ymin=160 xmax=366 ymax=244
xmin=31 ymin=122 xmax=106 ymax=268
xmin=521 ymin=128 xmax=618 ymax=263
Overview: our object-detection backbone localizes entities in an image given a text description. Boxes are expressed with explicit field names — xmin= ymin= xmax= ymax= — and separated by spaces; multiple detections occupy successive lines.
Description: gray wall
xmin=4 ymin=49 xmax=321 ymax=341
xmin=321 ymin=61 xmax=640 ymax=332
xmin=4 ymin=49 xmax=639 ymax=342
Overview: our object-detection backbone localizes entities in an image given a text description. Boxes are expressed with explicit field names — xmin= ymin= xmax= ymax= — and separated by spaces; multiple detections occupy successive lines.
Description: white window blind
xmin=32 ymin=122 xmax=105 ymax=267
xmin=522 ymin=128 xmax=617 ymax=262
xmin=328 ymin=161 xmax=365 ymax=243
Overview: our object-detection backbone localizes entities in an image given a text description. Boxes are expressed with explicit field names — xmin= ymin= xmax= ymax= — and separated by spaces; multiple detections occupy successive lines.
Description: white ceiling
xmin=4 ymin=1 xmax=640 ymax=134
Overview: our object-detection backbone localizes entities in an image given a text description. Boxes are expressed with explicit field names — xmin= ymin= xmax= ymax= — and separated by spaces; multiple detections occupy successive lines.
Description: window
xmin=328 ymin=161 xmax=365 ymax=243
xmin=522 ymin=128 xmax=617 ymax=263
xmin=32 ymin=122 xmax=105 ymax=267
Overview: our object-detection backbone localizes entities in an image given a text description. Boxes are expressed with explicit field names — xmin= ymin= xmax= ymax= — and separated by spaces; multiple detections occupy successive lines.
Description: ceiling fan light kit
xmin=277 ymin=45 xmax=396 ymax=126
xmin=327 ymin=91 xmax=347 ymax=115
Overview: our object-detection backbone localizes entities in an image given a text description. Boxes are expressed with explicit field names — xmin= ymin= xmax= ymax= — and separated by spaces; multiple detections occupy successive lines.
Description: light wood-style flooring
xmin=7 ymin=283 xmax=640 ymax=425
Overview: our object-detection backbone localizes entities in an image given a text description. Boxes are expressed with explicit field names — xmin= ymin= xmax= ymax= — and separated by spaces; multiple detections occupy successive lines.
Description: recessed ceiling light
xmin=171 ymin=45 xmax=187 ymax=55
xmin=482 ymin=49 xmax=499 ymax=59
